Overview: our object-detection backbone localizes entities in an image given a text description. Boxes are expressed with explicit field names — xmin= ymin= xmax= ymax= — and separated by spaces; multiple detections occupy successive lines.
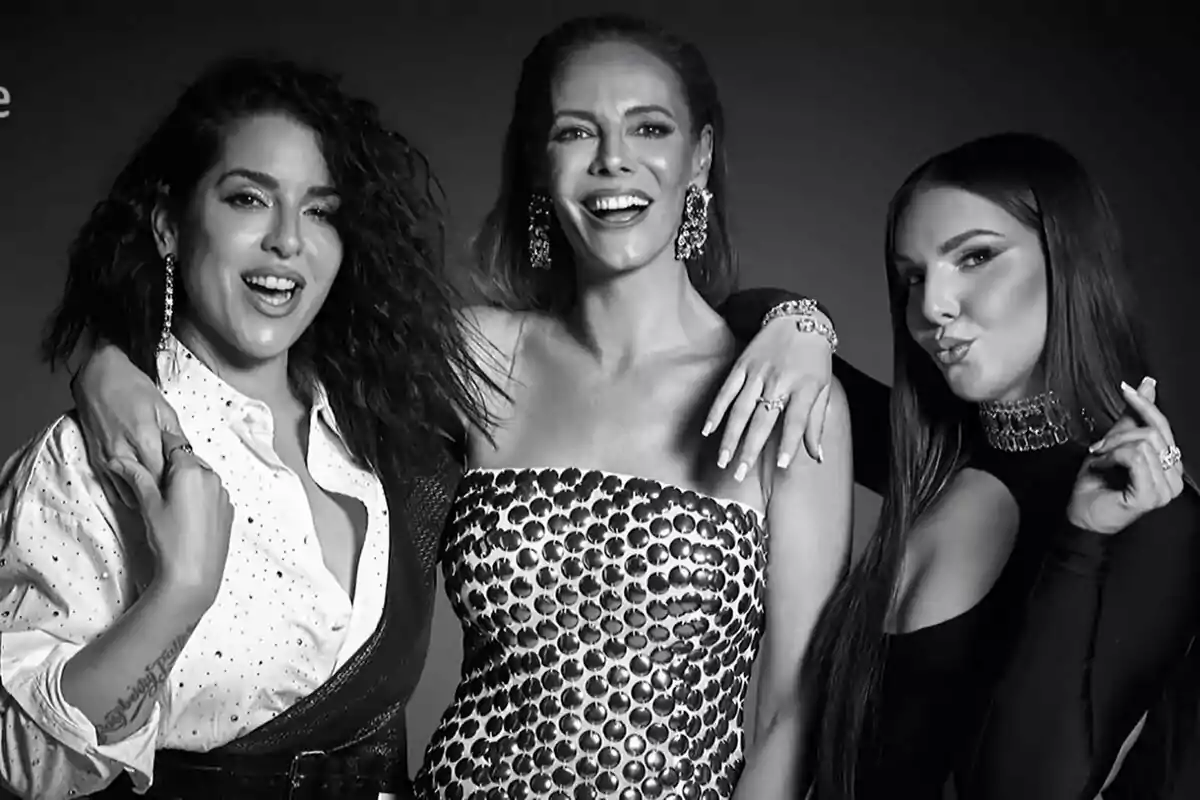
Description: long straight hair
xmin=806 ymin=132 xmax=1188 ymax=798
xmin=470 ymin=14 xmax=738 ymax=313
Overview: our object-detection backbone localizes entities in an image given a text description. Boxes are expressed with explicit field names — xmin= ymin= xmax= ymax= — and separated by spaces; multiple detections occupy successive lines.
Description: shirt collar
xmin=156 ymin=335 xmax=347 ymax=445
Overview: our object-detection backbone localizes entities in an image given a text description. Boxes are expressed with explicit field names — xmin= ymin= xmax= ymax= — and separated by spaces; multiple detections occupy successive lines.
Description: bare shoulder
xmin=459 ymin=305 xmax=538 ymax=382
xmin=895 ymin=466 xmax=1020 ymax=632
xmin=909 ymin=467 xmax=1019 ymax=555
xmin=764 ymin=375 xmax=852 ymax=496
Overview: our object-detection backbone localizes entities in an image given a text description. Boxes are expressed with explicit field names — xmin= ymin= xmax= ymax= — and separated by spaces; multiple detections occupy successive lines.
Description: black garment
xmin=855 ymin=444 xmax=1082 ymax=799
xmin=863 ymin=443 xmax=1200 ymax=800
xmin=735 ymin=287 xmax=1200 ymax=798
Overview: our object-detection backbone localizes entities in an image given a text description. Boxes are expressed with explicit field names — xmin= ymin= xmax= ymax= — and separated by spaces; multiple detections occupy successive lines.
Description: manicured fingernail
xmin=734 ymin=463 xmax=748 ymax=482
xmin=1141 ymin=376 xmax=1156 ymax=389
xmin=777 ymin=452 xmax=791 ymax=469
xmin=817 ymin=445 xmax=825 ymax=464
xmin=717 ymin=449 xmax=731 ymax=468
xmin=701 ymin=422 xmax=713 ymax=437
xmin=1120 ymin=381 xmax=1135 ymax=394
xmin=1089 ymin=439 xmax=1105 ymax=453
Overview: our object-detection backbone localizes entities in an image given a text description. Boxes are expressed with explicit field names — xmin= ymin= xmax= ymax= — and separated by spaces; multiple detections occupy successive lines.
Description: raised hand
xmin=1069 ymin=378 xmax=1185 ymax=535
xmin=71 ymin=344 xmax=184 ymax=505
xmin=109 ymin=432 xmax=235 ymax=598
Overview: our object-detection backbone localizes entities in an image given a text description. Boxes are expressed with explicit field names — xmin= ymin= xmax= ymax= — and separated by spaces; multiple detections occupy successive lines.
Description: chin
xmin=232 ymin=325 xmax=303 ymax=363
xmin=581 ymin=232 xmax=666 ymax=273
xmin=941 ymin=366 xmax=1000 ymax=404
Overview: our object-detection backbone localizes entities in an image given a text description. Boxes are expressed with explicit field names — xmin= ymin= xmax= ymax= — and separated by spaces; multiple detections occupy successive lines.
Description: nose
xmin=263 ymin=205 xmax=303 ymax=259
xmin=919 ymin=264 xmax=961 ymax=326
xmin=589 ymin=130 xmax=633 ymax=176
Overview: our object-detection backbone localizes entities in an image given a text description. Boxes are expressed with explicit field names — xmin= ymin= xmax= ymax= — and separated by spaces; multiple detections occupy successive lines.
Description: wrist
xmin=1066 ymin=509 xmax=1122 ymax=536
xmin=761 ymin=298 xmax=839 ymax=353
xmin=147 ymin=571 xmax=221 ymax=615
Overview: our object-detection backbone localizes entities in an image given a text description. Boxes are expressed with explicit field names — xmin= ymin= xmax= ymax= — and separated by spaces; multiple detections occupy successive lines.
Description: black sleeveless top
xmin=849 ymin=428 xmax=1200 ymax=800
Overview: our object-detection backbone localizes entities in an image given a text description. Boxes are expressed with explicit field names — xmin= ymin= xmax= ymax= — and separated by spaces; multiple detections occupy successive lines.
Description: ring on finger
xmin=1159 ymin=445 xmax=1183 ymax=471
xmin=756 ymin=396 xmax=787 ymax=413
xmin=169 ymin=442 xmax=194 ymax=459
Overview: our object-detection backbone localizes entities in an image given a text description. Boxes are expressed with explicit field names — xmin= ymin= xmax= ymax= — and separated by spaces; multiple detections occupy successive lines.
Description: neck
xmin=569 ymin=252 xmax=721 ymax=370
xmin=977 ymin=390 xmax=1074 ymax=452
xmin=175 ymin=321 xmax=302 ymax=414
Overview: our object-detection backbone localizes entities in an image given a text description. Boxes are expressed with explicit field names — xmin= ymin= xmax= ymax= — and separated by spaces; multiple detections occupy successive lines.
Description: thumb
xmin=107 ymin=457 xmax=163 ymax=512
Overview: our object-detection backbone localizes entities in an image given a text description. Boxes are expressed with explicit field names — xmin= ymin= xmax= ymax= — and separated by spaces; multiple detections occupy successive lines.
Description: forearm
xmin=735 ymin=701 xmax=805 ymax=799
xmin=61 ymin=580 xmax=210 ymax=744
xmin=963 ymin=500 xmax=1200 ymax=798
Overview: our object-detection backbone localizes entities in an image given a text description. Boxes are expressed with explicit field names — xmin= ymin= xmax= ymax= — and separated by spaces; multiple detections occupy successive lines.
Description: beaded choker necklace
xmin=978 ymin=391 xmax=1075 ymax=452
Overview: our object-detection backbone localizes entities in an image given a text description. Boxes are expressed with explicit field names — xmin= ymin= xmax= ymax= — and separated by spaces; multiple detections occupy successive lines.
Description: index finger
xmin=1120 ymin=381 xmax=1176 ymax=447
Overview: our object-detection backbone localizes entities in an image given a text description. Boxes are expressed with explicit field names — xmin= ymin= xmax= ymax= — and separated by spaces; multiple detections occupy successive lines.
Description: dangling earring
xmin=675 ymin=184 xmax=713 ymax=262
xmin=528 ymin=193 xmax=553 ymax=270
xmin=158 ymin=253 xmax=176 ymax=352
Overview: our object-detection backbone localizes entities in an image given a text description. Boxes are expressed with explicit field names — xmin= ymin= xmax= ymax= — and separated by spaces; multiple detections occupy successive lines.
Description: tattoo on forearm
xmin=96 ymin=625 xmax=195 ymax=742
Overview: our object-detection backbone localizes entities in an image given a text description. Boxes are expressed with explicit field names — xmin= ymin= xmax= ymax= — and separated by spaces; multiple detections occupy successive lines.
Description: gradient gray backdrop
xmin=1 ymin=0 xmax=1196 ymax=776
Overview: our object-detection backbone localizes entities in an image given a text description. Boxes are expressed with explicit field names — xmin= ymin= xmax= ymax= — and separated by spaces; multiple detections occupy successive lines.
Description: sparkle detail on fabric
xmin=416 ymin=466 xmax=768 ymax=800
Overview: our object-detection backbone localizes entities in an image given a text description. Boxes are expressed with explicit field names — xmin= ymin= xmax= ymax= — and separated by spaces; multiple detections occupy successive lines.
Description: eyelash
xmin=958 ymin=247 xmax=997 ymax=268
xmin=900 ymin=247 xmax=1000 ymax=285
xmin=551 ymin=122 xmax=674 ymax=142
xmin=224 ymin=192 xmax=335 ymax=220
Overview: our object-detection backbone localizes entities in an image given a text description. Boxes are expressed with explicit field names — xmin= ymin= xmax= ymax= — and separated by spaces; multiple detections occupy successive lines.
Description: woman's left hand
xmin=1068 ymin=378 xmax=1186 ymax=535
xmin=703 ymin=315 xmax=834 ymax=479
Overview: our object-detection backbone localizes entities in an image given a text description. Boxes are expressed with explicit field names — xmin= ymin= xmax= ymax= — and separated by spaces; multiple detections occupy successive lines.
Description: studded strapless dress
xmin=414 ymin=466 xmax=768 ymax=800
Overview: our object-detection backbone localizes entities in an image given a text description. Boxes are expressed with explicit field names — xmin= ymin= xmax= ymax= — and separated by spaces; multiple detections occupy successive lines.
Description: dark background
xmin=1 ymin=0 xmax=1196 ymax=773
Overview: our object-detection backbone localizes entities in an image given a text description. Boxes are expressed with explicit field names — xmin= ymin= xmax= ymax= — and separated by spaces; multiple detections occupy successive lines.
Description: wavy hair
xmin=808 ymin=132 xmax=1189 ymax=798
xmin=43 ymin=56 xmax=492 ymax=473
xmin=471 ymin=14 xmax=737 ymax=312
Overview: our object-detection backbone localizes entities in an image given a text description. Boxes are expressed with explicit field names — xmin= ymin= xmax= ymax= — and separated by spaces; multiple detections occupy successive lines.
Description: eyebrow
xmin=553 ymin=104 xmax=677 ymax=122
xmin=217 ymin=168 xmax=338 ymax=199
xmin=937 ymin=228 xmax=1002 ymax=255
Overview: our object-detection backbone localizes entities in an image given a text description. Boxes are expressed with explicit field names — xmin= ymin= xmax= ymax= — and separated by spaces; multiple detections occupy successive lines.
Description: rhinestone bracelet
xmin=761 ymin=298 xmax=819 ymax=327
xmin=761 ymin=298 xmax=839 ymax=353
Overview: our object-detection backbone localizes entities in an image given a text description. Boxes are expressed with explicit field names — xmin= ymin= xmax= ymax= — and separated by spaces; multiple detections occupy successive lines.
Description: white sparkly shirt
xmin=0 ymin=336 xmax=390 ymax=798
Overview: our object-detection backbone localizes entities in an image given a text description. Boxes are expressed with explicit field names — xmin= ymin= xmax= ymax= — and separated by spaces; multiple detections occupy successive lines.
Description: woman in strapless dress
xmin=414 ymin=15 xmax=854 ymax=800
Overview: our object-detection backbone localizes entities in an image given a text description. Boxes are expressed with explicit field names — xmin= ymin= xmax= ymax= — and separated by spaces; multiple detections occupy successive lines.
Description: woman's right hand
xmin=110 ymin=433 xmax=235 ymax=601
xmin=71 ymin=343 xmax=184 ymax=506
xmin=1068 ymin=377 xmax=1185 ymax=535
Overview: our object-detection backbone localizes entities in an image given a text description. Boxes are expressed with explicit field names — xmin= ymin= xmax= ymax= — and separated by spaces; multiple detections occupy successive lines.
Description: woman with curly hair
xmin=0 ymin=50 xmax=844 ymax=800
xmin=0 ymin=57 xmax=497 ymax=800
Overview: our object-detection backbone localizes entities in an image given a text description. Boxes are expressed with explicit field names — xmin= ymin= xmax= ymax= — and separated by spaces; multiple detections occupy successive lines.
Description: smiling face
xmin=156 ymin=112 xmax=343 ymax=366
xmin=893 ymin=186 xmax=1049 ymax=403
xmin=545 ymin=38 xmax=711 ymax=276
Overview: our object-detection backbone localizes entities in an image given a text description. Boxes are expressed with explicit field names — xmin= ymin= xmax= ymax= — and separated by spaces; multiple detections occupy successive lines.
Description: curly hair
xmin=42 ymin=56 xmax=493 ymax=472
xmin=471 ymin=14 xmax=737 ymax=313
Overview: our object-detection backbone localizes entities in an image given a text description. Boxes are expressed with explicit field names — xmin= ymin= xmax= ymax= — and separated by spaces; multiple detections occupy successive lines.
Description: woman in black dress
xmin=805 ymin=132 xmax=1198 ymax=800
